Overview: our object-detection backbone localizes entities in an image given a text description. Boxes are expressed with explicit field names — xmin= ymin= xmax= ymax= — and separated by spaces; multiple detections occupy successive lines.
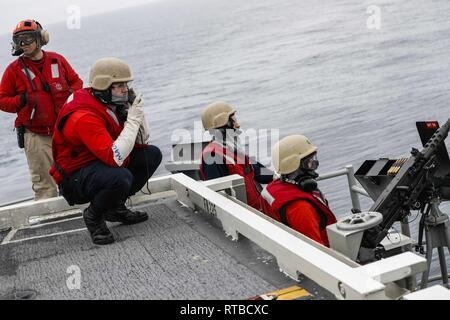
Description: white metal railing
xmin=0 ymin=165 xmax=369 ymax=208
xmin=317 ymin=165 xmax=370 ymax=211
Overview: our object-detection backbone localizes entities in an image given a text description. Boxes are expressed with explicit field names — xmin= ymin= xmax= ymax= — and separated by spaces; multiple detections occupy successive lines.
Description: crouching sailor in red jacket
xmin=200 ymin=101 xmax=274 ymax=211
xmin=260 ymin=135 xmax=337 ymax=247
xmin=50 ymin=57 xmax=162 ymax=245
xmin=0 ymin=20 xmax=82 ymax=200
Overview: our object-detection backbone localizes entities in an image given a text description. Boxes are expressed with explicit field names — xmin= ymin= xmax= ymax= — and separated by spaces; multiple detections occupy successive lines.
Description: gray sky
xmin=1 ymin=0 xmax=161 ymax=34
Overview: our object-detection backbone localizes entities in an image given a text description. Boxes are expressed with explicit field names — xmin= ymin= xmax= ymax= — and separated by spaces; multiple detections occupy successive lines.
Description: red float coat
xmin=260 ymin=179 xmax=337 ymax=247
xmin=49 ymin=88 xmax=134 ymax=184
xmin=0 ymin=51 xmax=82 ymax=135
xmin=200 ymin=141 xmax=263 ymax=211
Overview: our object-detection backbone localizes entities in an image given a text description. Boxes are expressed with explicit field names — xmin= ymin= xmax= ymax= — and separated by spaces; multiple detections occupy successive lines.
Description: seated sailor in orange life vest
xmin=50 ymin=57 xmax=162 ymax=245
xmin=199 ymin=102 xmax=274 ymax=211
xmin=0 ymin=20 xmax=83 ymax=200
xmin=260 ymin=135 xmax=337 ymax=247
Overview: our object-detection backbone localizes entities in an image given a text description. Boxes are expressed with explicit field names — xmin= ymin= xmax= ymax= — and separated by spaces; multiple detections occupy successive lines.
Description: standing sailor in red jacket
xmin=260 ymin=135 xmax=337 ymax=247
xmin=200 ymin=102 xmax=274 ymax=211
xmin=0 ymin=20 xmax=83 ymax=200
xmin=50 ymin=57 xmax=162 ymax=245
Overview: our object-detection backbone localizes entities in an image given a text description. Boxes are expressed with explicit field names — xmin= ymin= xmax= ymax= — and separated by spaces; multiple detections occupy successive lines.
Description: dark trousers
xmin=60 ymin=145 xmax=162 ymax=213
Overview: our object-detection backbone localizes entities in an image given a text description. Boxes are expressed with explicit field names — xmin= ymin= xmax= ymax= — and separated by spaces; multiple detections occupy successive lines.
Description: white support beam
xmin=0 ymin=175 xmax=174 ymax=229
xmin=356 ymin=252 xmax=427 ymax=284
xmin=201 ymin=174 xmax=247 ymax=204
xmin=0 ymin=196 xmax=86 ymax=229
xmin=201 ymin=174 xmax=243 ymax=190
xmin=140 ymin=175 xmax=173 ymax=194
xmin=169 ymin=173 xmax=387 ymax=300
xmin=402 ymin=285 xmax=450 ymax=300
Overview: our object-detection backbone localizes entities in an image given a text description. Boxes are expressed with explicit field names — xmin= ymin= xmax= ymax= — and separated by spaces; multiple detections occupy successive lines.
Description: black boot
xmin=83 ymin=206 xmax=115 ymax=245
xmin=104 ymin=203 xmax=148 ymax=225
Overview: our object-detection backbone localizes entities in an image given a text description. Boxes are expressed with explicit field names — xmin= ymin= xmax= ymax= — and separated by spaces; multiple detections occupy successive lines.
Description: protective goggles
xmin=301 ymin=153 xmax=319 ymax=171
xmin=111 ymin=82 xmax=129 ymax=90
xmin=13 ymin=33 xmax=37 ymax=46
xmin=226 ymin=113 xmax=237 ymax=128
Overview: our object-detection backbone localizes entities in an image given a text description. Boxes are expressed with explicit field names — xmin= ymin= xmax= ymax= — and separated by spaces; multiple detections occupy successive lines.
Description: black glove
xmin=20 ymin=92 xmax=27 ymax=107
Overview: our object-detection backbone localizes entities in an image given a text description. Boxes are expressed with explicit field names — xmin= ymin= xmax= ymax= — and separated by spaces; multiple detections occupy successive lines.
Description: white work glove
xmin=136 ymin=112 xmax=150 ymax=144
xmin=111 ymin=93 xmax=144 ymax=166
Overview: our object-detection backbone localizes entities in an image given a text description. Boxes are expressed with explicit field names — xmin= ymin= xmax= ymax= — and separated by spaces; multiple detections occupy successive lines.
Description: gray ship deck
xmin=0 ymin=195 xmax=331 ymax=300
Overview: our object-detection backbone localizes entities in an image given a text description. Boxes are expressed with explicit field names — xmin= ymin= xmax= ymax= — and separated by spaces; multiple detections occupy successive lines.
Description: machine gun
xmin=361 ymin=118 xmax=450 ymax=249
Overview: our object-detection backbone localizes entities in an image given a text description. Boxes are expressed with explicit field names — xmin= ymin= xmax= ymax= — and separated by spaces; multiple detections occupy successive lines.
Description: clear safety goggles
xmin=13 ymin=33 xmax=37 ymax=46
xmin=301 ymin=153 xmax=319 ymax=171
xmin=111 ymin=82 xmax=129 ymax=90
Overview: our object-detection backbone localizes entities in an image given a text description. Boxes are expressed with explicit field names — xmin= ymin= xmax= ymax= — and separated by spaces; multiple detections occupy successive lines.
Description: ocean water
xmin=1 ymin=0 xmax=450 ymax=275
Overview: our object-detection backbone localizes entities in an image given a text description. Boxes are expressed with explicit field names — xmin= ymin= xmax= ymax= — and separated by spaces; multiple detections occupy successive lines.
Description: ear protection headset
xmin=282 ymin=166 xmax=319 ymax=193
xmin=34 ymin=20 xmax=50 ymax=46
xmin=296 ymin=175 xmax=318 ymax=192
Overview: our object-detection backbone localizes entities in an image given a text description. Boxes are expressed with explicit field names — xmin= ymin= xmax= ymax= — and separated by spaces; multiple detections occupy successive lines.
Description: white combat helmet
xmin=89 ymin=57 xmax=133 ymax=91
xmin=272 ymin=135 xmax=318 ymax=175
xmin=201 ymin=101 xmax=236 ymax=130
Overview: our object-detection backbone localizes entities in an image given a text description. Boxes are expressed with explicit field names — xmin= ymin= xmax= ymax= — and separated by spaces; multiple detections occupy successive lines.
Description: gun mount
xmin=328 ymin=119 xmax=450 ymax=269
xmin=357 ymin=119 xmax=450 ymax=250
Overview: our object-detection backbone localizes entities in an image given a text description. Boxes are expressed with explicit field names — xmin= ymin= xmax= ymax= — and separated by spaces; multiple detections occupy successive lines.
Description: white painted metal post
xmin=345 ymin=165 xmax=362 ymax=212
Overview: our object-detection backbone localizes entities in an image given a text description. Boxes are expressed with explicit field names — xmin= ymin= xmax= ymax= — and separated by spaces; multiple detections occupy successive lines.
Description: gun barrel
xmin=422 ymin=118 xmax=450 ymax=159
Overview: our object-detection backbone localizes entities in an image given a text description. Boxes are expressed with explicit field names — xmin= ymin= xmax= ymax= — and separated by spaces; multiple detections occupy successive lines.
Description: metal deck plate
xmin=0 ymin=198 xmax=331 ymax=300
